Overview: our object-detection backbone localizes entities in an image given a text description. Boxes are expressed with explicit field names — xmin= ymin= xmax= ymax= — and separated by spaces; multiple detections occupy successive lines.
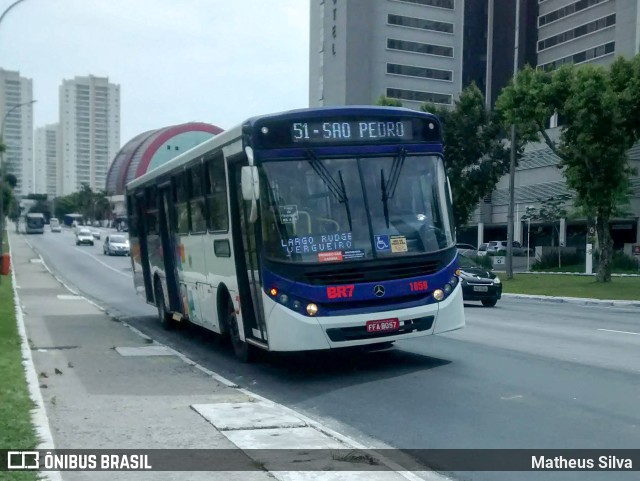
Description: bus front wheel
xmin=155 ymin=280 xmax=174 ymax=330
xmin=226 ymin=304 xmax=254 ymax=363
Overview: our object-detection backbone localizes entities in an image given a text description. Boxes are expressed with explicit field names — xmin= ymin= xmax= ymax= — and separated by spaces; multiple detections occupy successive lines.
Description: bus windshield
xmin=259 ymin=154 xmax=454 ymax=263
xmin=26 ymin=215 xmax=45 ymax=228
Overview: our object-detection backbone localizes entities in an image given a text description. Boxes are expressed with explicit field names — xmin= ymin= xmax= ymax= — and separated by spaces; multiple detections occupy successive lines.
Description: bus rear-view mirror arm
xmin=241 ymin=164 xmax=260 ymax=223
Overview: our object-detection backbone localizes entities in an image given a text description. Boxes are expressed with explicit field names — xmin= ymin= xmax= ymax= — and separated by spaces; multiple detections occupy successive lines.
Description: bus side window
xmin=205 ymin=154 xmax=229 ymax=232
xmin=189 ymin=164 xmax=207 ymax=234
xmin=128 ymin=194 xmax=138 ymax=237
xmin=174 ymin=172 xmax=190 ymax=234
xmin=145 ymin=186 xmax=158 ymax=235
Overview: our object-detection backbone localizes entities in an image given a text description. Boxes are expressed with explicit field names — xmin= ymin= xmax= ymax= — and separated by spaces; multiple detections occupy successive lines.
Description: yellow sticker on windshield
xmin=390 ymin=236 xmax=407 ymax=253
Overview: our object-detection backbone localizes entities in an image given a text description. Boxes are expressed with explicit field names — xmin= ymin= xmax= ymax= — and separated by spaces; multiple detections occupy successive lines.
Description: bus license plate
xmin=366 ymin=318 xmax=400 ymax=334
xmin=474 ymin=286 xmax=489 ymax=292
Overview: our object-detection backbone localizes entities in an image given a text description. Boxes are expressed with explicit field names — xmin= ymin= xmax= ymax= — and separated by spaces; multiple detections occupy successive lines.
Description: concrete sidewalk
xmin=8 ymin=229 xmax=439 ymax=481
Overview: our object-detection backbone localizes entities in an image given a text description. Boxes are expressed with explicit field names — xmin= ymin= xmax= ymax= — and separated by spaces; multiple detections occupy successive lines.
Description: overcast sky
xmin=0 ymin=0 xmax=310 ymax=143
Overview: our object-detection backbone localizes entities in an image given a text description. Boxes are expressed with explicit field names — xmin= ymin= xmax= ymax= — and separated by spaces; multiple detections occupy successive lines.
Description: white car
xmin=76 ymin=228 xmax=94 ymax=246
xmin=486 ymin=240 xmax=533 ymax=257
xmin=49 ymin=218 xmax=62 ymax=233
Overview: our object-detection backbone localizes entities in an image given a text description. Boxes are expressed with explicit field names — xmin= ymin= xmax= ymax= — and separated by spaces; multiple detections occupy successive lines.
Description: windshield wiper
xmin=380 ymin=147 xmax=407 ymax=228
xmin=305 ymin=149 xmax=352 ymax=231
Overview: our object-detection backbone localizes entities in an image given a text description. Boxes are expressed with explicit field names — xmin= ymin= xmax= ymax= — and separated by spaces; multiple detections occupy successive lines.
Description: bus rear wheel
xmin=226 ymin=304 xmax=255 ymax=363
xmin=155 ymin=280 xmax=174 ymax=330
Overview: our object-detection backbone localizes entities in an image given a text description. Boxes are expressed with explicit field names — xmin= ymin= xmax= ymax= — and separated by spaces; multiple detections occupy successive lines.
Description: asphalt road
xmin=23 ymin=228 xmax=640 ymax=481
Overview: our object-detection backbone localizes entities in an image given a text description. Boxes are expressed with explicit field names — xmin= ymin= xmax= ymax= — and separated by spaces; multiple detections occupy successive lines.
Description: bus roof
xmin=126 ymin=106 xmax=440 ymax=192
xmin=243 ymin=105 xmax=438 ymax=127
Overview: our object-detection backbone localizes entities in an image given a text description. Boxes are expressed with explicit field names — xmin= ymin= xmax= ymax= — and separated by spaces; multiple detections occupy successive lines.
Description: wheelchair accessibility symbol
xmin=375 ymin=235 xmax=390 ymax=251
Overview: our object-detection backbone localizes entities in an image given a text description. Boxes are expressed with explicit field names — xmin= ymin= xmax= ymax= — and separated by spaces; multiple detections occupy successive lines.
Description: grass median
xmin=1 ymin=229 xmax=38 ymax=480
xmin=501 ymin=273 xmax=640 ymax=301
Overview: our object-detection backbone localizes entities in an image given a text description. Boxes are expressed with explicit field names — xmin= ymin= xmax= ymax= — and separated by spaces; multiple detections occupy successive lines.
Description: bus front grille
xmin=304 ymin=259 xmax=441 ymax=285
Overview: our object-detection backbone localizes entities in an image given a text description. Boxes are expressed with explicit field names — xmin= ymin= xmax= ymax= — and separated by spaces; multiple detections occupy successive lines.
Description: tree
xmin=29 ymin=199 xmax=52 ymax=220
xmin=374 ymin=95 xmax=403 ymax=107
xmin=1 ymin=184 xmax=13 ymax=217
xmin=4 ymin=173 xmax=17 ymax=189
xmin=420 ymin=83 xmax=535 ymax=229
xmin=521 ymin=194 xmax=571 ymax=269
xmin=496 ymin=56 xmax=640 ymax=282
xmin=54 ymin=195 xmax=77 ymax=220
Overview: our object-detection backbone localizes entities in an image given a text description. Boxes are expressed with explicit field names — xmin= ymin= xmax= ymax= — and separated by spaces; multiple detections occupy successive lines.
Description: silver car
xmin=103 ymin=235 xmax=130 ymax=256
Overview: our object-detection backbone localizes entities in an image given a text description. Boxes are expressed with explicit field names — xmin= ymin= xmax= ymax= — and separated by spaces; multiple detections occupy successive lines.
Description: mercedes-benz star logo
xmin=374 ymin=285 xmax=385 ymax=297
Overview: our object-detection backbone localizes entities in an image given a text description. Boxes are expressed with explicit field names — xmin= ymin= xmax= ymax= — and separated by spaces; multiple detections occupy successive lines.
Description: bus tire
xmin=154 ymin=279 xmax=174 ymax=329
xmin=226 ymin=303 xmax=254 ymax=363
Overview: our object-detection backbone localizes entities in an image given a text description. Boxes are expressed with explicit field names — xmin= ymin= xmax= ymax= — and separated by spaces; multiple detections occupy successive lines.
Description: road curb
xmin=502 ymin=292 xmax=640 ymax=308
xmin=8 ymin=231 xmax=63 ymax=481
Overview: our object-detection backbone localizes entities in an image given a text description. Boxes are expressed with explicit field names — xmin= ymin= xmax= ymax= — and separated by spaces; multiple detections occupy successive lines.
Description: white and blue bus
xmin=126 ymin=107 xmax=464 ymax=361
xmin=25 ymin=213 xmax=45 ymax=234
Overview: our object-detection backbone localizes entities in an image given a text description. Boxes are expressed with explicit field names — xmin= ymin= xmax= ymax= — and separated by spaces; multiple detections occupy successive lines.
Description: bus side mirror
xmin=241 ymin=166 xmax=260 ymax=201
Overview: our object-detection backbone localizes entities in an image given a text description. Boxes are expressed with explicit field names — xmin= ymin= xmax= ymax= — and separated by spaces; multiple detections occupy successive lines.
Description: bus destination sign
xmin=291 ymin=120 xmax=415 ymax=144
xmin=253 ymin=116 xmax=441 ymax=149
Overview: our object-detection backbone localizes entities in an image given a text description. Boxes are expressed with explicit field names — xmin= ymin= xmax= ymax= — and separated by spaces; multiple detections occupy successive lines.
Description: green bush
xmin=609 ymin=251 xmax=640 ymax=272
xmin=532 ymin=251 xmax=583 ymax=271
xmin=534 ymin=249 xmax=640 ymax=273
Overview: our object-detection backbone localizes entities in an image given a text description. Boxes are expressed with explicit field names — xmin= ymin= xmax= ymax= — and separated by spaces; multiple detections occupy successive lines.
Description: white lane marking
xmin=500 ymin=395 xmax=523 ymax=401
xmin=598 ymin=328 xmax=640 ymax=336
xmin=8 ymin=232 xmax=63 ymax=481
xmin=30 ymin=230 xmax=132 ymax=279
xmin=73 ymin=247 xmax=132 ymax=278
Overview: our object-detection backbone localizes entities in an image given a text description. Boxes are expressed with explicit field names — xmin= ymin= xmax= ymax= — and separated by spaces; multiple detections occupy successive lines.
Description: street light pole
xmin=0 ymin=0 xmax=26 ymax=27
xmin=0 ymin=100 xmax=36 ymax=262
xmin=506 ymin=0 xmax=521 ymax=280
xmin=0 ymin=0 xmax=29 ymax=281
xmin=527 ymin=206 xmax=532 ymax=272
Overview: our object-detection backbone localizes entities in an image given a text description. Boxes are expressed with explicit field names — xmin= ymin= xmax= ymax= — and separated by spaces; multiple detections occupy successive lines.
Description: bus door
xmin=158 ymin=184 xmax=182 ymax=313
xmin=229 ymin=160 xmax=267 ymax=344
xmin=135 ymin=192 xmax=154 ymax=303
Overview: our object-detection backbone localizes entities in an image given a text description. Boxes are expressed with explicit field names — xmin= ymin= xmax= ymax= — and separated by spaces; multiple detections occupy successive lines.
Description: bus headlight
xmin=306 ymin=303 xmax=318 ymax=316
xmin=449 ymin=276 xmax=458 ymax=287
xmin=279 ymin=294 xmax=289 ymax=304
xmin=433 ymin=289 xmax=445 ymax=302
xmin=443 ymin=283 xmax=453 ymax=295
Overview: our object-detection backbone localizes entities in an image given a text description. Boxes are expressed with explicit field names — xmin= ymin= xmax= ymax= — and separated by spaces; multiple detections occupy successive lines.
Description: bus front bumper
xmin=262 ymin=283 xmax=465 ymax=352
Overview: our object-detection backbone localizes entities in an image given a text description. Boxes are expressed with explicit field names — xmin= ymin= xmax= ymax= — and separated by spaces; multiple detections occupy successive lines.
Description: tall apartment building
xmin=537 ymin=0 xmax=640 ymax=71
xmin=309 ymin=0 xmax=538 ymax=109
xmin=464 ymin=0 xmax=538 ymax=106
xmin=0 ymin=68 xmax=34 ymax=196
xmin=34 ymin=124 xmax=59 ymax=197
xmin=58 ymin=75 xmax=120 ymax=195
xmin=310 ymin=0 xmax=465 ymax=108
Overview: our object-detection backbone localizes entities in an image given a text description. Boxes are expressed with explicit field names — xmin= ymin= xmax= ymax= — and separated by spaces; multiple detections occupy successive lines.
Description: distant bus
xmin=63 ymin=213 xmax=83 ymax=227
xmin=126 ymin=106 xmax=464 ymax=361
xmin=25 ymin=213 xmax=45 ymax=234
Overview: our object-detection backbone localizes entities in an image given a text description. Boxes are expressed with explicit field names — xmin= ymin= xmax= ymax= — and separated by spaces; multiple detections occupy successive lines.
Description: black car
xmin=459 ymin=253 xmax=502 ymax=307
